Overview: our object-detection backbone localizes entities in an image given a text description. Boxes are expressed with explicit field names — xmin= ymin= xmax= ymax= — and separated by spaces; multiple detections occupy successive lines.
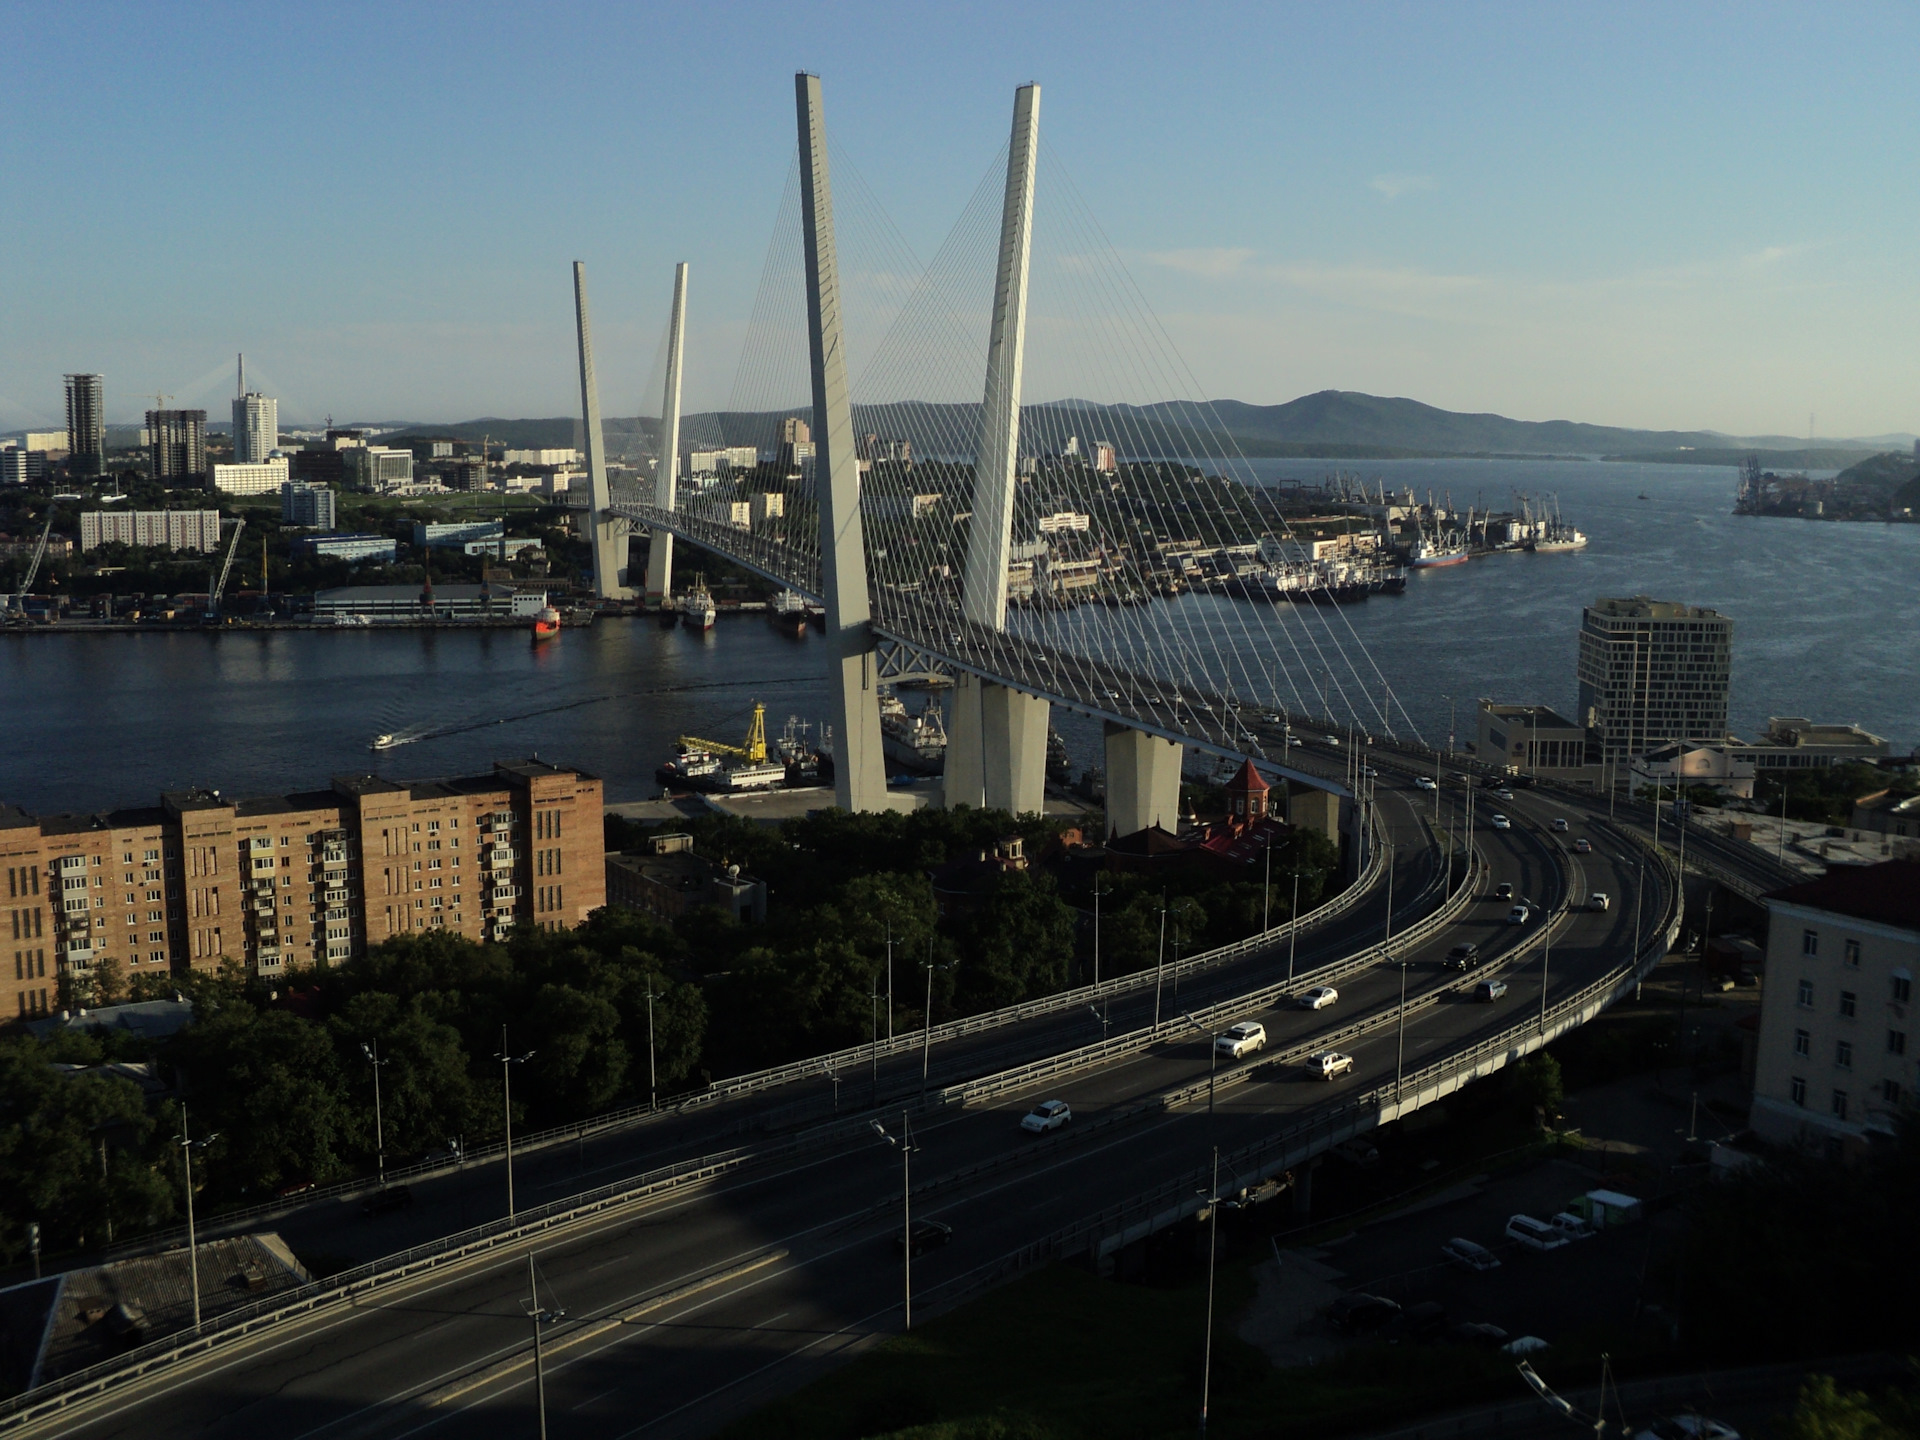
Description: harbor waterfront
xmin=3 ymin=458 xmax=1914 ymax=814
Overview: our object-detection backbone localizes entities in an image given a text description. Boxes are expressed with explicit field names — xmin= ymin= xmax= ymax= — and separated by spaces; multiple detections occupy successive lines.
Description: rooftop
xmin=1766 ymin=859 xmax=1920 ymax=932
xmin=1481 ymin=701 xmax=1582 ymax=731
xmin=1586 ymin=596 xmax=1726 ymax=622
xmin=24 ymin=998 xmax=195 ymax=1042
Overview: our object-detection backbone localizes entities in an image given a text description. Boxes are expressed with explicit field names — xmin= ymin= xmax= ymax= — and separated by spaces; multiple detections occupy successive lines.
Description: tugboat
xmin=532 ymin=603 xmax=562 ymax=642
xmin=680 ymin=575 xmax=717 ymax=632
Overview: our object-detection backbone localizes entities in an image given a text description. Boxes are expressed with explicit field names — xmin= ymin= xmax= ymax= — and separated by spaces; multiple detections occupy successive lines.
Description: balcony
xmin=490 ymin=885 xmax=518 ymax=902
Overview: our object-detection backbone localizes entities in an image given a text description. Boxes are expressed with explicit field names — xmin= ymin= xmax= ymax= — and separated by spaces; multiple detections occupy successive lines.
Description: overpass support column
xmin=643 ymin=262 xmax=688 ymax=606
xmin=1104 ymin=723 xmax=1182 ymax=838
xmin=796 ymin=73 xmax=888 ymax=812
xmin=945 ymin=677 xmax=1048 ymax=815
xmin=572 ymin=261 xmax=631 ymax=600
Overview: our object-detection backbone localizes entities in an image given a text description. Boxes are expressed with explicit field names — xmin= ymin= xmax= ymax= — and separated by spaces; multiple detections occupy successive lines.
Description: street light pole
xmin=1199 ymin=1145 xmax=1221 ymax=1440
xmin=529 ymin=1254 xmax=549 ymax=1440
xmin=360 ymin=1039 xmax=387 ymax=1188
xmin=177 ymin=1105 xmax=219 ymax=1332
xmin=871 ymin=1115 xmax=918 ymax=1330
xmin=1262 ymin=845 xmax=1271 ymax=933
xmin=1383 ymin=847 xmax=1395 ymax=946
xmin=1155 ymin=900 xmax=1168 ymax=1028
xmin=495 ymin=1027 xmax=535 ymax=1220
xmin=1394 ymin=957 xmax=1408 ymax=1096
xmin=1093 ymin=879 xmax=1104 ymax=985
xmin=645 ymin=981 xmax=659 ymax=1112
xmin=1287 ymin=871 xmax=1301 ymax=984
xmin=886 ymin=922 xmax=894 ymax=1040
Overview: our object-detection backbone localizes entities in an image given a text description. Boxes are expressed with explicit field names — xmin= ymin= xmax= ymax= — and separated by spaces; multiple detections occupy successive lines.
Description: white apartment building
xmin=502 ymin=448 xmax=580 ymax=468
xmin=344 ymin=447 xmax=415 ymax=493
xmin=1750 ymin=860 xmax=1920 ymax=1156
xmin=232 ymin=393 xmax=278 ymax=463
xmin=210 ymin=457 xmax=291 ymax=496
xmin=79 ymin=510 xmax=224 ymax=553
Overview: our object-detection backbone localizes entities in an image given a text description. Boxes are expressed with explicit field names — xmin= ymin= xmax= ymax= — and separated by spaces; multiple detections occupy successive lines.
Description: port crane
xmin=207 ymin=516 xmax=247 ymax=620
xmin=679 ymin=702 xmax=768 ymax=763
xmin=6 ymin=508 xmax=56 ymax=618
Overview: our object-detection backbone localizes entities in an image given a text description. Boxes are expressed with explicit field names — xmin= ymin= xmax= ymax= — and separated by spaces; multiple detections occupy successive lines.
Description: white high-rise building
xmin=233 ymin=393 xmax=278 ymax=463
xmin=210 ymin=457 xmax=291 ymax=495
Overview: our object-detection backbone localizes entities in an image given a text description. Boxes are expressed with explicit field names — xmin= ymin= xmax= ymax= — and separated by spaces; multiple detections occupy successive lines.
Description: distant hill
xmin=1834 ymin=450 xmax=1920 ymax=497
xmin=370 ymin=392 xmax=1901 ymax=463
xmin=1602 ymin=447 xmax=1876 ymax=471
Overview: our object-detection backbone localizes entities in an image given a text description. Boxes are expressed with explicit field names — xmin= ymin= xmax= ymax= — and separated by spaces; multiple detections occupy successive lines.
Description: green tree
xmin=1781 ymin=1375 xmax=1918 ymax=1440
xmin=327 ymin=991 xmax=485 ymax=1162
xmin=952 ymin=873 xmax=1077 ymax=1010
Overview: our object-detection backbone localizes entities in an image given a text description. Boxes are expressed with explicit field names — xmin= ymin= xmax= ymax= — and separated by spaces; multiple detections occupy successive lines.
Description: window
xmin=1889 ymin=1030 xmax=1907 ymax=1057
xmin=1895 ymin=973 xmax=1913 ymax=1005
xmin=1840 ymin=992 xmax=1857 ymax=1019
xmin=1797 ymin=979 xmax=1816 ymax=1008
xmin=1802 ymin=929 xmax=1818 ymax=957
xmin=1831 ymin=1090 xmax=1849 ymax=1121
xmin=1835 ymin=1040 xmax=1853 ymax=1069
xmin=1843 ymin=939 xmax=1861 ymax=968
xmin=1884 ymin=1080 xmax=1903 ymax=1105
xmin=1790 ymin=1076 xmax=1807 ymax=1106
xmin=1793 ymin=1028 xmax=1811 ymax=1057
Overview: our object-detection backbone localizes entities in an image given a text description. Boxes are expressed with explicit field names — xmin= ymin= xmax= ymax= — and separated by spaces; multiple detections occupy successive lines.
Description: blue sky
xmin=4 ymin=1 xmax=1916 ymax=438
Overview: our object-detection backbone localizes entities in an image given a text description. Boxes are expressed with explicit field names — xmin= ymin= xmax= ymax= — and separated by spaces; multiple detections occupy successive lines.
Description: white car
xmin=1307 ymin=1050 xmax=1354 ymax=1080
xmin=1323 ymin=735 xmax=1341 ymax=746
xmin=1299 ymin=985 xmax=1339 ymax=1011
xmin=1020 ymin=1099 xmax=1072 ymax=1133
xmin=1489 ymin=813 xmax=1513 ymax=831
xmin=1414 ymin=775 xmax=1438 ymax=791
xmin=1441 ymin=1236 xmax=1501 ymax=1271
xmin=1215 ymin=1021 xmax=1267 ymax=1059
xmin=1549 ymin=1211 xmax=1595 ymax=1240
xmin=1550 ymin=817 xmax=1569 ymax=833
xmin=1505 ymin=1214 xmax=1570 ymax=1251
xmin=1590 ymin=892 xmax=1611 ymax=912
xmin=1502 ymin=1335 xmax=1551 ymax=1355
xmin=1507 ymin=903 xmax=1532 ymax=925
xmin=1285 ymin=734 xmax=1304 ymax=748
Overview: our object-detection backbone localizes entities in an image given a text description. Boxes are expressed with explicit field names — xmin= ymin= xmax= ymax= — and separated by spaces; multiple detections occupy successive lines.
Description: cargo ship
xmin=1406 ymin=533 xmax=1470 ymax=568
xmin=532 ymin=604 xmax=562 ymax=641
xmin=878 ymin=688 xmax=948 ymax=773
xmin=768 ymin=589 xmax=809 ymax=634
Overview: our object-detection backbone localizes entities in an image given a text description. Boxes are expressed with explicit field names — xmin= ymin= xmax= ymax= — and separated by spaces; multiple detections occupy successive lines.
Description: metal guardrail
xmin=0 ymin=821 xmax=1455 ymax=1429
xmin=958 ymin=836 xmax=1681 ymax=1282
xmin=123 ymin=804 xmax=1401 ymax=1256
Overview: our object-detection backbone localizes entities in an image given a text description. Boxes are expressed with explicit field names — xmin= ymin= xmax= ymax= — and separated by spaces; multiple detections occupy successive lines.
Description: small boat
xmin=681 ymin=576 xmax=717 ymax=632
xmin=532 ymin=605 xmax=562 ymax=641
xmin=370 ymin=733 xmax=401 ymax=752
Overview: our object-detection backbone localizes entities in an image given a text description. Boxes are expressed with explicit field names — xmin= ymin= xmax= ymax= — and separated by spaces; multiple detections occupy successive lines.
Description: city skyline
xmin=4 ymin=2 xmax=1918 ymax=438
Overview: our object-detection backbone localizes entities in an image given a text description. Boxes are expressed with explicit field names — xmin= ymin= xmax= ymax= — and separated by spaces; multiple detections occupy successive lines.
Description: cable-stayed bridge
xmin=574 ymin=74 xmax=1421 ymax=831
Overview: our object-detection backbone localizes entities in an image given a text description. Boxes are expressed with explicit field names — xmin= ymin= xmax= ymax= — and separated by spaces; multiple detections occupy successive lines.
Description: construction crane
xmin=6 ymin=508 xmax=56 ymax=618
xmin=679 ymin=701 xmax=768 ymax=763
xmin=208 ymin=516 xmax=246 ymax=620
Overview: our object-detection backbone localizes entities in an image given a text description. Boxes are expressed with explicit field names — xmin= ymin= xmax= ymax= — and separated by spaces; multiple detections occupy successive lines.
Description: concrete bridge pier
xmin=643 ymin=262 xmax=688 ymax=606
xmin=1104 ymin=722 xmax=1182 ymax=837
xmin=572 ymin=260 xmax=632 ymax=599
xmin=945 ymin=677 xmax=1049 ymax=815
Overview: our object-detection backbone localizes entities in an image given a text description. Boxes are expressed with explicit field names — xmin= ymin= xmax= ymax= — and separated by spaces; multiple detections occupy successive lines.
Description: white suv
xmin=1215 ymin=1021 xmax=1267 ymax=1059
xmin=1020 ymin=1099 xmax=1072 ymax=1133
xmin=1307 ymin=1050 xmax=1354 ymax=1080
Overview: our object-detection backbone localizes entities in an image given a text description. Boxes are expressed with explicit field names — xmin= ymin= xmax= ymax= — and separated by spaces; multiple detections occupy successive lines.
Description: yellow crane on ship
xmin=679 ymin=702 xmax=768 ymax=763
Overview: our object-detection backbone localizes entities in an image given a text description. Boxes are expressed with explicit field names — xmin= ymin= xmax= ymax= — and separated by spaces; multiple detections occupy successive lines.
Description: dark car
xmin=1494 ymin=882 xmax=1515 ymax=901
xmin=1448 ymin=1321 xmax=1511 ymax=1348
xmin=1443 ymin=942 xmax=1481 ymax=971
xmin=360 ymin=1185 xmax=413 ymax=1217
xmin=1327 ymin=1293 xmax=1402 ymax=1334
xmin=1389 ymin=1300 xmax=1449 ymax=1339
xmin=893 ymin=1219 xmax=953 ymax=1256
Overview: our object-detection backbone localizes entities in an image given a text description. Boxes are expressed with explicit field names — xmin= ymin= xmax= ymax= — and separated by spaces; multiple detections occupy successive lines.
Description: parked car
xmin=894 ymin=1219 xmax=954 ymax=1255
xmin=1550 ymin=817 xmax=1569 ymax=832
xmin=1505 ymin=1214 xmax=1570 ymax=1251
xmin=1447 ymin=1321 xmax=1510 ymax=1348
xmin=360 ymin=1186 xmax=414 ymax=1218
xmin=1443 ymin=942 xmax=1482 ymax=971
xmin=1494 ymin=881 xmax=1515 ymax=901
xmin=1549 ymin=1211 xmax=1595 ymax=1240
xmin=1332 ymin=1137 xmax=1380 ymax=1167
xmin=1489 ymin=813 xmax=1512 ymax=830
xmin=1633 ymin=1419 xmax=1742 ymax=1440
xmin=1299 ymin=985 xmax=1339 ymax=1010
xmin=1307 ymin=1050 xmax=1354 ymax=1080
xmin=1589 ymin=892 xmax=1611 ymax=912
xmin=1327 ymin=1293 xmax=1401 ymax=1334
xmin=1215 ymin=1021 xmax=1267 ymax=1059
xmin=1574 ymin=838 xmax=1593 ymax=854
xmin=1020 ymin=1099 xmax=1072 ymax=1133
xmin=1507 ymin=903 xmax=1532 ymax=925
xmin=1441 ymin=1237 xmax=1501 ymax=1271
xmin=1502 ymin=1335 xmax=1551 ymax=1355
xmin=1414 ymin=775 xmax=1438 ymax=791
xmin=1390 ymin=1300 xmax=1450 ymax=1339
xmin=1474 ymin=978 xmax=1509 ymax=1002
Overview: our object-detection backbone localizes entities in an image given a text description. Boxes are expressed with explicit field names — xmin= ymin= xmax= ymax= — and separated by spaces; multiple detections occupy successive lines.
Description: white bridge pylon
xmin=601 ymin=73 xmax=1362 ymax=824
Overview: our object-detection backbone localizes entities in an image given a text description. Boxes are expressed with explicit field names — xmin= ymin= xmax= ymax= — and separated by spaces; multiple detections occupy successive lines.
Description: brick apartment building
xmin=3 ymin=760 xmax=602 ymax=1023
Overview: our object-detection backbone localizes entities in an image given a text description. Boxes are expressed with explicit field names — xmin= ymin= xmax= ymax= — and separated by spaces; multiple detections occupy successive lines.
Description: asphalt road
xmin=185 ymin=742 xmax=1454 ymax=1271
xmin=26 ymin=779 xmax=1667 ymax=1440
